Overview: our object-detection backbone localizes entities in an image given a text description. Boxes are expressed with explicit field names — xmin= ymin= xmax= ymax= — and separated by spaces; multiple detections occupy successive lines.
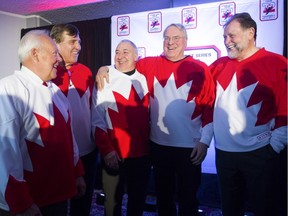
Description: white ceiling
xmin=0 ymin=0 xmax=222 ymax=24
xmin=0 ymin=0 xmax=108 ymax=14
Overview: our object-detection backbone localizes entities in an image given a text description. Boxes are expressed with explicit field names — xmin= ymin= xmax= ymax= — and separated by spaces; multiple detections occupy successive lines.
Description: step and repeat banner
xmin=111 ymin=0 xmax=284 ymax=174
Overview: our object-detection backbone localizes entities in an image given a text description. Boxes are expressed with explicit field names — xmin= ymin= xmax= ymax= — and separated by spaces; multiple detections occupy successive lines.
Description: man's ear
xmin=134 ymin=53 xmax=138 ymax=62
xmin=30 ymin=48 xmax=39 ymax=62
xmin=248 ymin=27 xmax=256 ymax=40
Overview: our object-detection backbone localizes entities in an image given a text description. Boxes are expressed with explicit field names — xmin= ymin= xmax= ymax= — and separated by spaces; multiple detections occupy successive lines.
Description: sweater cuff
xmin=199 ymin=123 xmax=213 ymax=147
xmin=270 ymin=125 xmax=287 ymax=153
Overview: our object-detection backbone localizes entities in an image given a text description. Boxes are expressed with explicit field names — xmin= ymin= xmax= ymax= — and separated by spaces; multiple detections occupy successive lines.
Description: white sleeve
xmin=91 ymin=85 xmax=108 ymax=137
xmin=0 ymin=88 xmax=26 ymax=210
xmin=200 ymin=122 xmax=213 ymax=147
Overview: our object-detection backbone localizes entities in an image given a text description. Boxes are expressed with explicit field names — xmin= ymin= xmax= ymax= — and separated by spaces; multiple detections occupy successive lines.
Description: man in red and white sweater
xmin=92 ymin=40 xmax=151 ymax=216
xmin=96 ymin=24 xmax=215 ymax=216
xmin=50 ymin=24 xmax=97 ymax=216
xmin=0 ymin=30 xmax=85 ymax=216
xmin=210 ymin=13 xmax=287 ymax=216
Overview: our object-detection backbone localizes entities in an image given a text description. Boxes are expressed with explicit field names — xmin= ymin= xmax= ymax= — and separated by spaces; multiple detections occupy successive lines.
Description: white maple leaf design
xmin=150 ymin=73 xmax=197 ymax=136
xmin=103 ymin=78 xmax=149 ymax=129
xmin=215 ymin=73 xmax=262 ymax=136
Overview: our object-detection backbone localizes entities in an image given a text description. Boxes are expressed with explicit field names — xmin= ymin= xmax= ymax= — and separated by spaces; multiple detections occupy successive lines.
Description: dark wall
xmin=21 ymin=17 xmax=111 ymax=76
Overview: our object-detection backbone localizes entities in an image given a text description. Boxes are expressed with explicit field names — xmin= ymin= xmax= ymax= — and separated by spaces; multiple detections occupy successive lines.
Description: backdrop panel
xmin=111 ymin=0 xmax=284 ymax=173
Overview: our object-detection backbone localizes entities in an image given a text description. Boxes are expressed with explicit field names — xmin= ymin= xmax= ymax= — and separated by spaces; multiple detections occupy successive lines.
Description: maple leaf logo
xmin=108 ymin=85 xmax=149 ymax=129
xmin=151 ymin=73 xmax=196 ymax=134
xmin=107 ymin=85 xmax=150 ymax=157
xmin=25 ymin=105 xmax=73 ymax=172
xmin=215 ymin=73 xmax=261 ymax=135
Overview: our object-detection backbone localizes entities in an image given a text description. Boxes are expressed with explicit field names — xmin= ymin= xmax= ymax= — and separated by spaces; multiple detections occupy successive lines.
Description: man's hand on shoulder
xmin=95 ymin=66 xmax=109 ymax=91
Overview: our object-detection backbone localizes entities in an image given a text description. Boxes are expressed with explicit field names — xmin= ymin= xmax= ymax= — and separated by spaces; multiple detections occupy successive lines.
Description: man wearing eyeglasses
xmin=96 ymin=23 xmax=215 ymax=216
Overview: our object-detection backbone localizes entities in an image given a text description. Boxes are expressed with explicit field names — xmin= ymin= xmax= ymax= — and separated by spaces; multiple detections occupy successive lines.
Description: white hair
xmin=18 ymin=29 xmax=50 ymax=63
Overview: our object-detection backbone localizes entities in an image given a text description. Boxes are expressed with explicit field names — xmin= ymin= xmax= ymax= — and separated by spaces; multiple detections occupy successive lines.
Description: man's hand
xmin=190 ymin=141 xmax=208 ymax=165
xmin=104 ymin=150 xmax=121 ymax=170
xmin=75 ymin=176 xmax=86 ymax=198
xmin=95 ymin=66 xmax=109 ymax=91
xmin=15 ymin=203 xmax=42 ymax=216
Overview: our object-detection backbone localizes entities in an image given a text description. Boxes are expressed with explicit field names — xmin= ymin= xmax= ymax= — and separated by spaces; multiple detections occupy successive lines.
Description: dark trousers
xmin=70 ymin=149 xmax=98 ymax=216
xmin=41 ymin=201 xmax=68 ymax=216
xmin=103 ymin=155 xmax=151 ymax=216
xmin=0 ymin=201 xmax=67 ymax=216
xmin=216 ymin=145 xmax=281 ymax=216
xmin=0 ymin=209 xmax=11 ymax=216
xmin=151 ymin=141 xmax=201 ymax=216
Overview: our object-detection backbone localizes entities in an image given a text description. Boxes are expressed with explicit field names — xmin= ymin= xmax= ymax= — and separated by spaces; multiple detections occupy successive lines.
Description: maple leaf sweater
xmin=52 ymin=63 xmax=95 ymax=156
xmin=210 ymin=48 xmax=287 ymax=153
xmin=0 ymin=66 xmax=84 ymax=214
xmin=92 ymin=66 xmax=150 ymax=158
xmin=136 ymin=55 xmax=215 ymax=148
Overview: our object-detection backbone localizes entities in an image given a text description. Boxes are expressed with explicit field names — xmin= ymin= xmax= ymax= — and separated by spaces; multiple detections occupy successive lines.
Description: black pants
xmin=103 ymin=155 xmax=151 ymax=216
xmin=0 ymin=201 xmax=68 ymax=216
xmin=70 ymin=149 xmax=98 ymax=216
xmin=151 ymin=141 xmax=201 ymax=216
xmin=0 ymin=209 xmax=11 ymax=216
xmin=216 ymin=145 xmax=281 ymax=216
xmin=41 ymin=201 xmax=68 ymax=216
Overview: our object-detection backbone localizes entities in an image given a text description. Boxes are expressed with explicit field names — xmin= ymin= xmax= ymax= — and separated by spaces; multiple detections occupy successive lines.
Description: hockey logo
xmin=260 ymin=0 xmax=278 ymax=21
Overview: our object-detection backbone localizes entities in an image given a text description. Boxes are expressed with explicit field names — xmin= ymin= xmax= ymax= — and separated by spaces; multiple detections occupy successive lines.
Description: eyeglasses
xmin=163 ymin=36 xmax=185 ymax=43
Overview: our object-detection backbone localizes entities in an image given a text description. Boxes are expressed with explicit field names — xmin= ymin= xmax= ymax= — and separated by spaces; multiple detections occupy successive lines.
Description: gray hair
xmin=18 ymin=29 xmax=50 ymax=63
xmin=163 ymin=23 xmax=188 ymax=39
xmin=118 ymin=39 xmax=138 ymax=56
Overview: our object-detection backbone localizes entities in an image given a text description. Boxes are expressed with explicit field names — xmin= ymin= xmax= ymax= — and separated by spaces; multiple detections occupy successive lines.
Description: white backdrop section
xmin=111 ymin=0 xmax=284 ymax=174
xmin=111 ymin=0 xmax=284 ymax=65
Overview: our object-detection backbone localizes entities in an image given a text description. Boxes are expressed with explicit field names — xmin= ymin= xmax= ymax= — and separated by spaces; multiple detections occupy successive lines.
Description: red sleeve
xmin=273 ymin=55 xmax=287 ymax=129
xmin=5 ymin=175 xmax=33 ymax=214
xmin=94 ymin=127 xmax=114 ymax=157
xmin=185 ymin=59 xmax=215 ymax=127
xmin=198 ymin=65 xmax=216 ymax=127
